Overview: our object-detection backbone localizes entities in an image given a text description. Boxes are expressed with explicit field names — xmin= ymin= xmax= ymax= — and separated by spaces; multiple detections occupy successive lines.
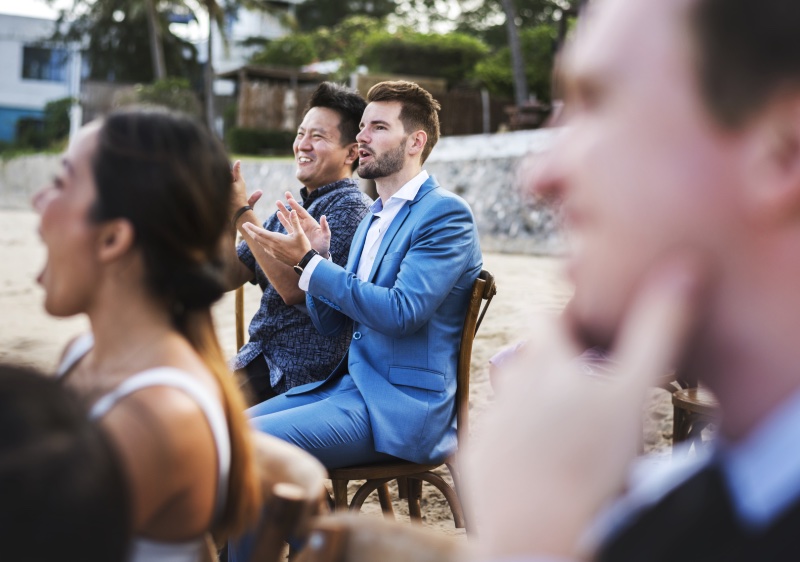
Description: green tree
xmin=456 ymin=0 xmax=575 ymax=48
xmin=248 ymin=15 xmax=384 ymax=79
xmin=308 ymin=15 xmax=381 ymax=78
xmin=363 ymin=31 xmax=489 ymax=88
xmin=250 ymin=34 xmax=318 ymax=67
xmin=48 ymin=0 xmax=200 ymax=83
xmin=474 ymin=24 xmax=558 ymax=102
xmin=295 ymin=0 xmax=397 ymax=31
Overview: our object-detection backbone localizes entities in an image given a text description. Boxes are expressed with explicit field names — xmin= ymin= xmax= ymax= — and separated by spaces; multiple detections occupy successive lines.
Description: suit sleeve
xmin=307 ymin=196 xmax=478 ymax=338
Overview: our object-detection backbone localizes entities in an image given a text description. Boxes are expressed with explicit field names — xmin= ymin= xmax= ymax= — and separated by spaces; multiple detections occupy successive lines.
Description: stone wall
xmin=0 ymin=129 xmax=563 ymax=255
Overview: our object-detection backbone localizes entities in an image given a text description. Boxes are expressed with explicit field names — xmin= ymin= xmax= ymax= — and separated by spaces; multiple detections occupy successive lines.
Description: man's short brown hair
xmin=690 ymin=0 xmax=800 ymax=128
xmin=366 ymin=81 xmax=441 ymax=163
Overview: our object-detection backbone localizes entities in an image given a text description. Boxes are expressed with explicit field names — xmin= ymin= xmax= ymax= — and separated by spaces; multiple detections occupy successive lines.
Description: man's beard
xmin=357 ymin=138 xmax=406 ymax=179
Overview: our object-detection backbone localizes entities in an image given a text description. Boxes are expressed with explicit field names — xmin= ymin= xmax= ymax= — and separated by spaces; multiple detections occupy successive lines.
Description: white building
xmin=0 ymin=12 xmax=78 ymax=143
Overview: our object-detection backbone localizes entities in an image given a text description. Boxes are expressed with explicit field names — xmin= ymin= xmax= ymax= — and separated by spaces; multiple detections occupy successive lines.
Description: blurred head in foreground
xmin=538 ymin=0 xmax=800 ymax=395
xmin=0 ymin=364 xmax=130 ymax=561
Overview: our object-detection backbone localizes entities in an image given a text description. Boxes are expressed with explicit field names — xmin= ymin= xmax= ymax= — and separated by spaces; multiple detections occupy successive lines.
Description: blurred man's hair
xmin=366 ymin=81 xmax=441 ymax=163
xmin=691 ymin=0 xmax=800 ymax=127
xmin=0 ymin=363 xmax=130 ymax=561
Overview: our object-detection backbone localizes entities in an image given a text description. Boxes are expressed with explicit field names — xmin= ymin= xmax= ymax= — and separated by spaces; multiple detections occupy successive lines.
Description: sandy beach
xmin=0 ymin=208 xmax=673 ymax=533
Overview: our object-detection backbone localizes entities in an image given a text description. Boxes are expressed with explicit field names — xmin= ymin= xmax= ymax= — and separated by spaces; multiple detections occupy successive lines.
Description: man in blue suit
xmin=242 ymin=80 xmax=483 ymax=468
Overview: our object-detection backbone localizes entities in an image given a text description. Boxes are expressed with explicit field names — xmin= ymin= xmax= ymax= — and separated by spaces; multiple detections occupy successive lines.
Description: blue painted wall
xmin=0 ymin=107 xmax=44 ymax=143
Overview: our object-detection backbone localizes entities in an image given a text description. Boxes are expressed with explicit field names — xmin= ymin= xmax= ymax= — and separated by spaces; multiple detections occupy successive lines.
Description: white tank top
xmin=58 ymin=333 xmax=231 ymax=562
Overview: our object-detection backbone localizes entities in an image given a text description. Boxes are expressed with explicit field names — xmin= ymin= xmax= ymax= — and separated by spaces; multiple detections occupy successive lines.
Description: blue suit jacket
xmin=285 ymin=175 xmax=482 ymax=464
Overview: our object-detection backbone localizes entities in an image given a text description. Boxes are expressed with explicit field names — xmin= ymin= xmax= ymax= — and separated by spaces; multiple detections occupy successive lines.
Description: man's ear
xmin=344 ymin=142 xmax=359 ymax=167
xmin=407 ymin=130 xmax=428 ymax=158
xmin=742 ymin=97 xmax=800 ymax=224
xmin=96 ymin=218 xmax=135 ymax=263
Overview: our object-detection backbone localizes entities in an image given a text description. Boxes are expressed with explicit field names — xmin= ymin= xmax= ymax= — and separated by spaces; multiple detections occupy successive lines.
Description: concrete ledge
xmin=0 ymin=130 xmax=562 ymax=255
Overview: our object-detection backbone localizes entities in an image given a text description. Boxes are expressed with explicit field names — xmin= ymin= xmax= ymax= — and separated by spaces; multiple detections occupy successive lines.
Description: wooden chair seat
xmin=327 ymin=270 xmax=496 ymax=530
xmin=328 ymin=460 xmax=441 ymax=481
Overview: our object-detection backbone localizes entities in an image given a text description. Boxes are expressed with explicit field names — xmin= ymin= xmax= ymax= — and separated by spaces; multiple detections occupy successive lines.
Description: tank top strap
xmin=56 ymin=332 xmax=94 ymax=378
xmin=89 ymin=368 xmax=231 ymax=523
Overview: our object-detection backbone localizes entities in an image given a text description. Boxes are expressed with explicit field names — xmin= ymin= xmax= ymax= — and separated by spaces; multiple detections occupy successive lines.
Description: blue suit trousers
xmin=248 ymin=374 xmax=396 ymax=469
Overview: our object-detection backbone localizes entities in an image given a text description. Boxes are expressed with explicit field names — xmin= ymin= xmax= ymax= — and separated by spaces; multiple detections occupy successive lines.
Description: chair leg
xmin=331 ymin=479 xmax=349 ymax=511
xmin=397 ymin=476 xmax=409 ymax=500
xmin=446 ymin=461 xmax=469 ymax=532
xmin=407 ymin=478 xmax=423 ymax=522
xmin=377 ymin=482 xmax=395 ymax=520
xmin=414 ymin=472 xmax=466 ymax=529
xmin=673 ymin=406 xmax=690 ymax=445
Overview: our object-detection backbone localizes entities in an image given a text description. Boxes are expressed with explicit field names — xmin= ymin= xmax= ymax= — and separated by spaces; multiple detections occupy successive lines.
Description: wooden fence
xmin=235 ymin=81 xmax=513 ymax=136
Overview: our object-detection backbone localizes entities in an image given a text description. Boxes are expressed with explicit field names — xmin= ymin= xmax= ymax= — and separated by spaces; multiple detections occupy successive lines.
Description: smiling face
xmin=32 ymin=122 xmax=104 ymax=317
xmin=293 ymin=106 xmax=357 ymax=191
xmin=356 ymin=101 xmax=409 ymax=180
xmin=537 ymin=0 xmax=750 ymax=350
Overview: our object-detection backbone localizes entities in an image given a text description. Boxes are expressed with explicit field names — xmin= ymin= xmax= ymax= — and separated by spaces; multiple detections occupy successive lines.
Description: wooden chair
xmin=672 ymin=385 xmax=718 ymax=451
xmin=326 ymin=270 xmax=497 ymax=529
xmin=235 ymin=284 xmax=246 ymax=351
xmin=243 ymin=432 xmax=330 ymax=562
xmin=293 ymin=513 xmax=466 ymax=562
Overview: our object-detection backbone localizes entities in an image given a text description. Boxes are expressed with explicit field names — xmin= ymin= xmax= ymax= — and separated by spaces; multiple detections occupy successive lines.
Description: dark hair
xmin=366 ymin=81 xmax=441 ymax=163
xmin=90 ymin=108 xmax=229 ymax=315
xmin=690 ymin=0 xmax=800 ymax=127
xmin=0 ymin=364 xmax=130 ymax=561
xmin=88 ymin=108 xmax=261 ymax=537
xmin=305 ymin=82 xmax=366 ymax=170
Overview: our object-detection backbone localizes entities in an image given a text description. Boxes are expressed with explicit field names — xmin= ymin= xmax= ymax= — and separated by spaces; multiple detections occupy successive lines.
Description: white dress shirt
xmin=299 ymin=170 xmax=429 ymax=289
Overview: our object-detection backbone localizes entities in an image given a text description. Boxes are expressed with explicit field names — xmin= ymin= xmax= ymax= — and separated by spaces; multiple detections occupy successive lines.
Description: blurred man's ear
xmin=741 ymin=95 xmax=800 ymax=224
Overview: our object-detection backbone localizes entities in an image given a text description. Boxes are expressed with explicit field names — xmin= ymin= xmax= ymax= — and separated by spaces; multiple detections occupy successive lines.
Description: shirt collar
xmin=300 ymin=177 xmax=359 ymax=208
xmin=718 ymin=386 xmax=800 ymax=529
xmin=369 ymin=170 xmax=429 ymax=215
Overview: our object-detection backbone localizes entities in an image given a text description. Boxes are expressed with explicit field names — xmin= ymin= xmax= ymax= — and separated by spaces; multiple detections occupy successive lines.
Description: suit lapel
xmin=366 ymin=176 xmax=439 ymax=283
xmin=347 ymin=213 xmax=374 ymax=274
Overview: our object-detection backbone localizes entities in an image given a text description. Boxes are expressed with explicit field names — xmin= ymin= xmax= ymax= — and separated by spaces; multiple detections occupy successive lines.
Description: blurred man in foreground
xmin=466 ymin=0 xmax=800 ymax=560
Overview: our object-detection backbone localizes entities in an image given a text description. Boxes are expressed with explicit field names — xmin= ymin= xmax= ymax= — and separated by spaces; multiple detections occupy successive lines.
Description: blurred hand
xmin=464 ymin=257 xmax=704 ymax=560
xmin=231 ymin=160 xmax=263 ymax=214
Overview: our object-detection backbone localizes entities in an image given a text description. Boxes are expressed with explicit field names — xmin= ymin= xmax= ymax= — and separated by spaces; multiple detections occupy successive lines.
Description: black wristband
xmin=232 ymin=205 xmax=252 ymax=229
xmin=293 ymin=249 xmax=320 ymax=276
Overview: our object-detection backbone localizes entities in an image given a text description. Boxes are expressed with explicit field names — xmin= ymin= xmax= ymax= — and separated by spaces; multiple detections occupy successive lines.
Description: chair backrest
xmin=235 ymin=285 xmax=246 ymax=350
xmin=456 ymin=269 xmax=497 ymax=442
xmin=245 ymin=432 xmax=329 ymax=562
xmin=235 ymin=231 xmax=247 ymax=351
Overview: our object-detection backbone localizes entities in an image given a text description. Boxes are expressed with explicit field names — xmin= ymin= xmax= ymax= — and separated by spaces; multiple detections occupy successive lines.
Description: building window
xmin=21 ymin=46 xmax=68 ymax=82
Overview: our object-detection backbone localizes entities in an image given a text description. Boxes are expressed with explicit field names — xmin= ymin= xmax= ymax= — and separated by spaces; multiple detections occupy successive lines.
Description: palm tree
xmin=144 ymin=0 xmax=167 ymax=80
xmin=50 ymin=0 xmax=173 ymax=81
xmin=500 ymin=0 xmax=529 ymax=107
xmin=202 ymin=0 xmax=225 ymax=132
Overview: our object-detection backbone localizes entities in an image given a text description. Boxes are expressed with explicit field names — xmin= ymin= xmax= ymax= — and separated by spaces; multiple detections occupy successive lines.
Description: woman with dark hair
xmin=0 ymin=363 xmax=131 ymax=562
xmin=32 ymin=108 xmax=262 ymax=561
